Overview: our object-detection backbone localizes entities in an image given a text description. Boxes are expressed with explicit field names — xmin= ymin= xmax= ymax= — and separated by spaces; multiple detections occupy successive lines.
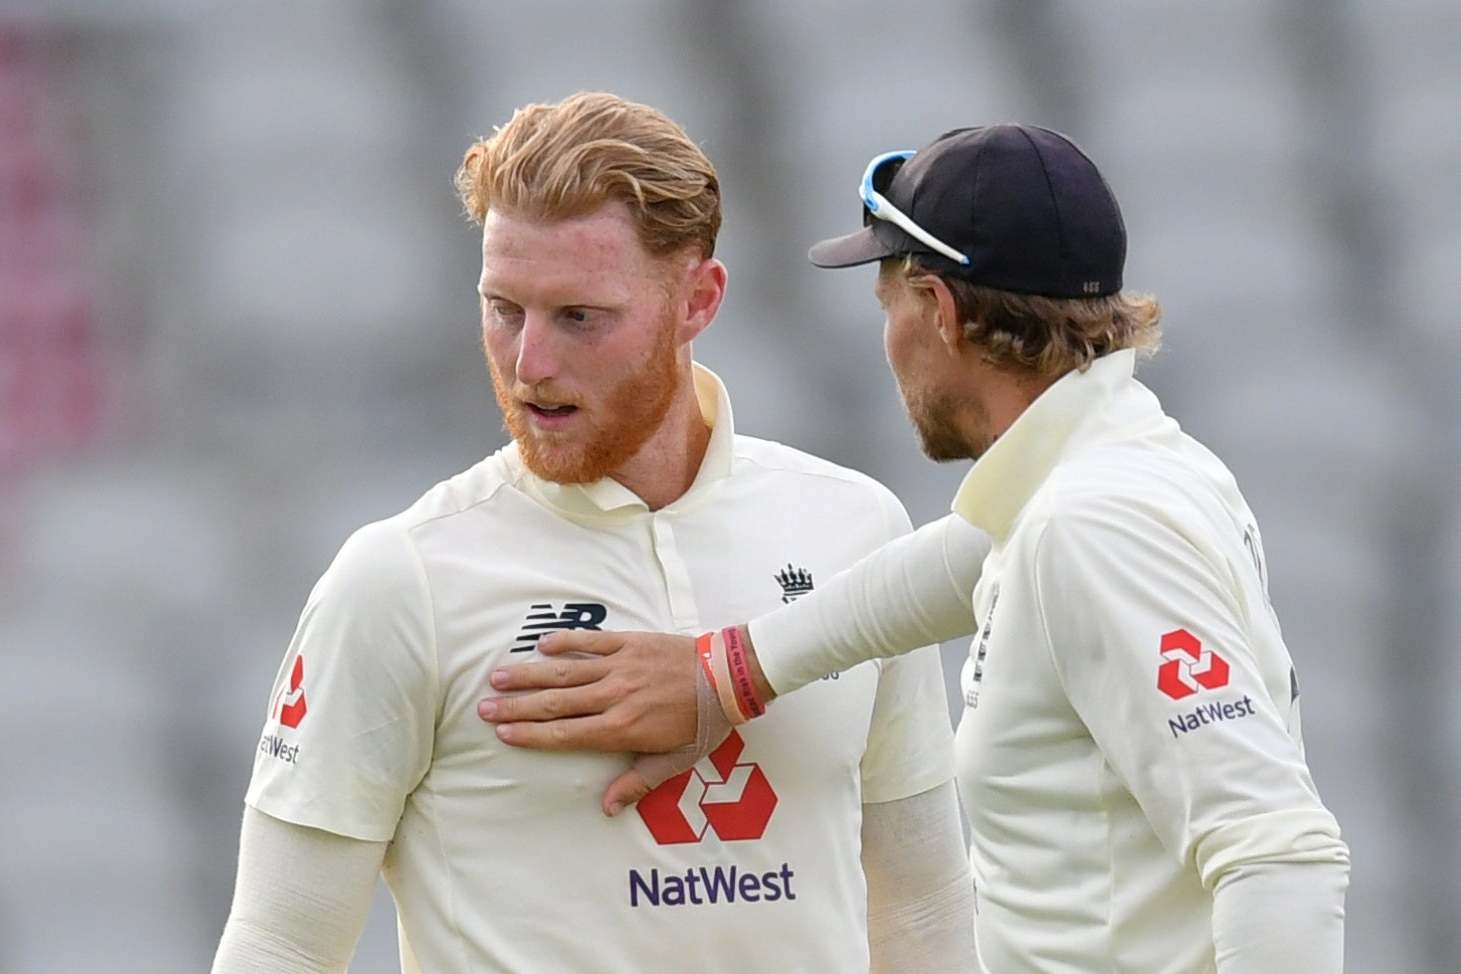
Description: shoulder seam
xmin=401 ymin=475 xmax=514 ymax=533
xmin=735 ymin=449 xmax=890 ymax=492
xmin=394 ymin=522 xmax=443 ymax=725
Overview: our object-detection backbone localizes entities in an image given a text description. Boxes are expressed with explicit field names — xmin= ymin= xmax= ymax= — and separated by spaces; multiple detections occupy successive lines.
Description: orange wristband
xmin=695 ymin=632 xmax=718 ymax=691
xmin=705 ymin=629 xmax=749 ymax=724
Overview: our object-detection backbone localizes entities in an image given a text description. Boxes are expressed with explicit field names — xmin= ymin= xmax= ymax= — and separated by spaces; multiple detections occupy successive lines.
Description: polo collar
xmin=951 ymin=349 xmax=1136 ymax=540
xmin=508 ymin=362 xmax=734 ymax=518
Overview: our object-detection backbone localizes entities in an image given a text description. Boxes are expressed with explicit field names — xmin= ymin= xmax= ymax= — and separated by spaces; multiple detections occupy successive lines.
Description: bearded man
xmin=210 ymin=92 xmax=976 ymax=973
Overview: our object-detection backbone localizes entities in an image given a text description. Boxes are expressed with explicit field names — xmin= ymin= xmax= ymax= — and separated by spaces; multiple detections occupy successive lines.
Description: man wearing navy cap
xmin=483 ymin=125 xmax=1351 ymax=972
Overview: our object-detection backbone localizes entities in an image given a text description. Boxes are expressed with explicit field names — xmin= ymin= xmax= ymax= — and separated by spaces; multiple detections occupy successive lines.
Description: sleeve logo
xmin=1156 ymin=628 xmax=1229 ymax=700
xmin=272 ymin=655 xmax=308 ymax=728
xmin=259 ymin=654 xmax=306 ymax=765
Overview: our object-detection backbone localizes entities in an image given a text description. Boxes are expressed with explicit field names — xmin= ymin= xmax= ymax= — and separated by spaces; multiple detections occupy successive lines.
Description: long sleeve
xmin=212 ymin=807 xmax=386 ymax=974
xmin=749 ymin=512 xmax=987 ymax=695
xmin=861 ymin=781 xmax=978 ymax=974
xmin=1031 ymin=499 xmax=1348 ymax=966
xmin=1211 ymin=860 xmax=1347 ymax=973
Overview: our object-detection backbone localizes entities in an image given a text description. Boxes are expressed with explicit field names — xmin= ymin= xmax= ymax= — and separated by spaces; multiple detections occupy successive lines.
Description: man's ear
xmin=926 ymin=275 xmax=964 ymax=357
xmin=678 ymin=256 xmax=728 ymax=344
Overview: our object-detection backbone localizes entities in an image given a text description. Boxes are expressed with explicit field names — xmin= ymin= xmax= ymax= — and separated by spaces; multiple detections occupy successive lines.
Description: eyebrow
xmin=477 ymin=290 xmax=618 ymax=315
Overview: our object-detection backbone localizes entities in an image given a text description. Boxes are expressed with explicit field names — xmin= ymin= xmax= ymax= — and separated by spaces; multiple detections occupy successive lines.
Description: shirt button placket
xmin=649 ymin=514 xmax=700 ymax=634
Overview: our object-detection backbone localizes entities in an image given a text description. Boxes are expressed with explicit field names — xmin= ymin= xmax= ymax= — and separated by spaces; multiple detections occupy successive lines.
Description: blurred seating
xmin=2 ymin=3 xmax=1456 ymax=970
xmin=0 ymin=30 xmax=106 ymax=473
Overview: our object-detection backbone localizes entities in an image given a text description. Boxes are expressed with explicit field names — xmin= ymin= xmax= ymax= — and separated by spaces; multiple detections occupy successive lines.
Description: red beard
xmin=488 ymin=316 xmax=680 ymax=484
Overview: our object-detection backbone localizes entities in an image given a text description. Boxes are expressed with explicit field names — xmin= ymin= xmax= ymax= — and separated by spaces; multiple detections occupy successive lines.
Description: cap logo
xmin=1082 ymin=281 xmax=1102 ymax=294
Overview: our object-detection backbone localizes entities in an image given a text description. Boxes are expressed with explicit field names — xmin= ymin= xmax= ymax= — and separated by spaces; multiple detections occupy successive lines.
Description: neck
xmin=959 ymin=359 xmax=1062 ymax=456
xmin=608 ymin=369 xmax=712 ymax=510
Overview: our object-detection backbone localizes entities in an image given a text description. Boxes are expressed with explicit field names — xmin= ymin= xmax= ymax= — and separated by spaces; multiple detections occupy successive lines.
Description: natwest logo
xmin=638 ymin=731 xmax=777 ymax=844
xmin=1156 ymin=628 xmax=1229 ymax=701
xmin=272 ymin=655 xmax=308 ymax=728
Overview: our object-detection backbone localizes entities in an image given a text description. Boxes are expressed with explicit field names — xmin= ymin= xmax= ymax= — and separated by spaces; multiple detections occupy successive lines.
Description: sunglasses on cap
xmin=860 ymin=150 xmax=971 ymax=267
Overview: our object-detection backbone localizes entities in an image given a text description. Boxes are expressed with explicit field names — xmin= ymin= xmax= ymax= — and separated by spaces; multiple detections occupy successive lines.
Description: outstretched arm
xmin=481 ymin=513 xmax=986 ymax=750
xmin=748 ymin=513 xmax=985 ymax=695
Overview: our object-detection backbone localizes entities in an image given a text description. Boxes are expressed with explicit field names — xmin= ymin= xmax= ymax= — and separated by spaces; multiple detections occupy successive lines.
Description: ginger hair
xmin=455 ymin=91 xmax=721 ymax=259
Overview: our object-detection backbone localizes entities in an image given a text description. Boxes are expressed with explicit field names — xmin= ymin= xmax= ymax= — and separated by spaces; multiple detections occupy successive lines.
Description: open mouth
xmin=525 ymin=401 xmax=579 ymax=420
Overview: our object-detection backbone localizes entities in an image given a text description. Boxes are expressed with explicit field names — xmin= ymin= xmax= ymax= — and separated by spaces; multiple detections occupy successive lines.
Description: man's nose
xmin=514 ymin=314 xmax=558 ymax=387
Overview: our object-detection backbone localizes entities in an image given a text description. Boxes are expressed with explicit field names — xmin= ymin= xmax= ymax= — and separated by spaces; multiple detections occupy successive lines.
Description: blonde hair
xmin=454 ymin=91 xmax=721 ymax=258
xmin=897 ymin=257 xmax=1163 ymax=377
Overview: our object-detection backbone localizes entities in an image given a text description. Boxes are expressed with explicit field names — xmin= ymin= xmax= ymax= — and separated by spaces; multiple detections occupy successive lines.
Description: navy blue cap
xmin=809 ymin=125 xmax=1126 ymax=298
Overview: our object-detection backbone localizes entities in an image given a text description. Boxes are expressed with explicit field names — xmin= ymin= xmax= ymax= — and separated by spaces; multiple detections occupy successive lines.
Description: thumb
xmin=602 ymin=751 xmax=697 ymax=817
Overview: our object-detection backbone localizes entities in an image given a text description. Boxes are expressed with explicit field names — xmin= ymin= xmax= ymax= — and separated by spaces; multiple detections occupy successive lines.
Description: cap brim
xmin=807 ymin=225 xmax=898 ymax=268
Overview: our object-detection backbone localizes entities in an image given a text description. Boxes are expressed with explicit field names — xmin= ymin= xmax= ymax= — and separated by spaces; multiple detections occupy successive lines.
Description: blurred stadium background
xmin=2 ymin=1 xmax=1457 ymax=971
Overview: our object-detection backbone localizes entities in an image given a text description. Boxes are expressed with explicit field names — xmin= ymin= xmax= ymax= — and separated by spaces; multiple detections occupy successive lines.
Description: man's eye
xmin=562 ymin=308 xmax=590 ymax=324
xmin=488 ymin=302 xmax=522 ymax=323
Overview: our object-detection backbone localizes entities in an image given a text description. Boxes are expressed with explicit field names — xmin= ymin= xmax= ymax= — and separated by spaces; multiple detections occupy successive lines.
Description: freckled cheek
xmin=482 ymin=325 xmax=519 ymax=382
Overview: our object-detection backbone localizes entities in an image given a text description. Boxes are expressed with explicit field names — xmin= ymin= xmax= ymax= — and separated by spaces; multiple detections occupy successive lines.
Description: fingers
xmin=492 ymin=713 xmax=630 ymax=752
xmin=489 ymin=656 xmax=608 ymax=692
xmin=478 ymin=684 xmax=613 ymax=724
xmin=603 ymin=751 xmax=695 ymax=817
xmin=537 ymin=629 xmax=635 ymax=656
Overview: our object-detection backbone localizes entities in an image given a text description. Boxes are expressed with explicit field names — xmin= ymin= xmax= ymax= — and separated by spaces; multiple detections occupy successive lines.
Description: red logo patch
xmin=1156 ymin=628 xmax=1230 ymax=700
xmin=638 ymin=731 xmax=777 ymax=845
xmin=272 ymin=655 xmax=308 ymax=728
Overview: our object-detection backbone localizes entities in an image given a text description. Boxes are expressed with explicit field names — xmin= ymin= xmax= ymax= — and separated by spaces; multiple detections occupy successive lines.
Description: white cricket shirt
xmin=244 ymin=365 xmax=954 ymax=973
xmin=749 ymin=349 xmax=1350 ymax=972
xmin=950 ymin=350 xmax=1348 ymax=972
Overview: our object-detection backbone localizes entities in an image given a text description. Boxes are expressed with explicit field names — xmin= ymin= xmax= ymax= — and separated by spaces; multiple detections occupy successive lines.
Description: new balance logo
xmin=774 ymin=564 xmax=813 ymax=604
xmin=510 ymin=602 xmax=607 ymax=653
